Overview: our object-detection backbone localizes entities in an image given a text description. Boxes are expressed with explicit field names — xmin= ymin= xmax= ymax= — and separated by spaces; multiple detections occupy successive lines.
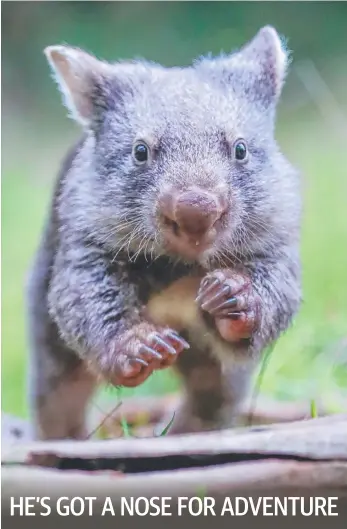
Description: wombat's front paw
xmin=196 ymin=269 xmax=261 ymax=343
xmin=103 ymin=323 xmax=190 ymax=388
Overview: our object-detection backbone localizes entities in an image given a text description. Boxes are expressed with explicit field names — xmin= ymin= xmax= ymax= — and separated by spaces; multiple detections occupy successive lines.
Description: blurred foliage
xmin=1 ymin=1 xmax=347 ymax=417
xmin=2 ymin=1 xmax=347 ymax=129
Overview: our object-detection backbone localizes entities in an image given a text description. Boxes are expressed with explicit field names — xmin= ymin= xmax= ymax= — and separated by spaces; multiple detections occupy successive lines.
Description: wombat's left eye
xmin=234 ymin=140 xmax=248 ymax=162
xmin=133 ymin=142 xmax=149 ymax=164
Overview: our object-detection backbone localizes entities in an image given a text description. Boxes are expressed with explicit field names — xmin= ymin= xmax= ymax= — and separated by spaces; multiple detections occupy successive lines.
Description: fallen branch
xmin=2 ymin=414 xmax=347 ymax=506
xmin=2 ymin=460 xmax=347 ymax=507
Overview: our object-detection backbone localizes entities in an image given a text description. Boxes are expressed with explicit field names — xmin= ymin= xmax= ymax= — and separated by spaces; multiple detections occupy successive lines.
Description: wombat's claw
xmin=134 ymin=357 xmax=150 ymax=366
xmin=196 ymin=269 xmax=261 ymax=342
xmin=138 ymin=330 xmax=189 ymax=365
xmin=196 ymin=278 xmax=220 ymax=300
xmin=112 ymin=324 xmax=190 ymax=387
xmin=146 ymin=330 xmax=190 ymax=369
xmin=196 ymin=271 xmax=248 ymax=317
xmin=138 ymin=344 xmax=162 ymax=360
xmin=151 ymin=334 xmax=177 ymax=355
xmin=200 ymin=286 xmax=238 ymax=314
xmin=163 ymin=330 xmax=190 ymax=350
xmin=226 ymin=312 xmax=242 ymax=320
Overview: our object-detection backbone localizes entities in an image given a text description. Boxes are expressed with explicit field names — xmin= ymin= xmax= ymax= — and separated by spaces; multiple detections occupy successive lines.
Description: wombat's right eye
xmin=234 ymin=140 xmax=248 ymax=162
xmin=133 ymin=142 xmax=149 ymax=164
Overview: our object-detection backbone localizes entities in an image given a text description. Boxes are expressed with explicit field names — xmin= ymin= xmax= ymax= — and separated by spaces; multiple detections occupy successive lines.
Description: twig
xmin=86 ymin=401 xmax=123 ymax=440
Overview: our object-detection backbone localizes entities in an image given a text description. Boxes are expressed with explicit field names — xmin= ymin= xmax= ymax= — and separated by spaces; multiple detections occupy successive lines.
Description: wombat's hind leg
xmin=28 ymin=340 xmax=97 ymax=440
xmin=167 ymin=348 xmax=230 ymax=434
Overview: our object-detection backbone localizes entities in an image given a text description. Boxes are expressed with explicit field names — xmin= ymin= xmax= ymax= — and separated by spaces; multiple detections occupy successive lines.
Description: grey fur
xmin=27 ymin=27 xmax=301 ymax=439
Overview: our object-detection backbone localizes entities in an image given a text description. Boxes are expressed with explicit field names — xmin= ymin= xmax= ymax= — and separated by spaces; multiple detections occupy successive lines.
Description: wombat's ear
xmin=236 ymin=26 xmax=289 ymax=101
xmin=199 ymin=26 xmax=290 ymax=108
xmin=44 ymin=45 xmax=111 ymax=126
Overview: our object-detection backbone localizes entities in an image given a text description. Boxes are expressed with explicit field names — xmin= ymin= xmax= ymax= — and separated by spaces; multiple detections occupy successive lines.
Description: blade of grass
xmin=196 ymin=485 xmax=207 ymax=499
xmin=116 ymin=387 xmax=132 ymax=437
xmin=310 ymin=399 xmax=318 ymax=418
xmin=158 ymin=411 xmax=176 ymax=436
xmin=247 ymin=342 xmax=276 ymax=426
xmin=120 ymin=416 xmax=132 ymax=437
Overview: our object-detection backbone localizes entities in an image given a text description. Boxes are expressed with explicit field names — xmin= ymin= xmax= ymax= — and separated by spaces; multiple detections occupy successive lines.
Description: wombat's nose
xmin=159 ymin=189 xmax=226 ymax=239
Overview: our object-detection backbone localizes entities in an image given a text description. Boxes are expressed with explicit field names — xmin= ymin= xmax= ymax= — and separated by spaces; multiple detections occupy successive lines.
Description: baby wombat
xmin=27 ymin=26 xmax=301 ymax=439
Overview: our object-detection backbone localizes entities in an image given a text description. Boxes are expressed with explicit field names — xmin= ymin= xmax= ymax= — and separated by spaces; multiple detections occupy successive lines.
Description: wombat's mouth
xmin=161 ymin=222 xmax=217 ymax=261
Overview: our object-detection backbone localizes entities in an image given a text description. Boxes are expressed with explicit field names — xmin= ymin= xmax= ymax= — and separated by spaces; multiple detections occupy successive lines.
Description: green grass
xmin=2 ymin=112 xmax=347 ymax=418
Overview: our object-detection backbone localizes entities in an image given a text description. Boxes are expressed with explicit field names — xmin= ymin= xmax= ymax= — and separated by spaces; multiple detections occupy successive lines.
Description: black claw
xmin=153 ymin=334 xmax=177 ymax=355
xmin=138 ymin=344 xmax=162 ymax=360
xmin=209 ymin=296 xmax=238 ymax=314
xmin=200 ymin=284 xmax=231 ymax=310
xmin=135 ymin=357 xmax=149 ymax=367
xmin=228 ymin=312 xmax=242 ymax=320
xmin=196 ymin=278 xmax=220 ymax=302
xmin=200 ymin=275 xmax=216 ymax=289
xmin=164 ymin=330 xmax=190 ymax=349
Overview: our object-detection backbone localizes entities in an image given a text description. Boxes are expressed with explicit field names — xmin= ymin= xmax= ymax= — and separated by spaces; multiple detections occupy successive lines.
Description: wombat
xmin=27 ymin=26 xmax=301 ymax=439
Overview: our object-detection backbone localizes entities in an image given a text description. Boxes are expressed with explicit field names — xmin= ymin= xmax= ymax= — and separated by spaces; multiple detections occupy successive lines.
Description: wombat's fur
xmin=27 ymin=26 xmax=301 ymax=439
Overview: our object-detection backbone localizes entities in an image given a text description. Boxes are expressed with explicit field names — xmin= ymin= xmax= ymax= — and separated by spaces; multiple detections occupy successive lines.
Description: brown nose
xmin=159 ymin=189 xmax=226 ymax=239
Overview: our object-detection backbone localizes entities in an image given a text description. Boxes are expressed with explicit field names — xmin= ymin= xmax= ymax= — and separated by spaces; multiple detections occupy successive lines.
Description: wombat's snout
xmin=158 ymin=188 xmax=228 ymax=256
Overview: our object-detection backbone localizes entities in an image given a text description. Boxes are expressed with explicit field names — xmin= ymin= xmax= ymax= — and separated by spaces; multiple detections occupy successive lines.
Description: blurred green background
xmin=2 ymin=1 xmax=347 ymax=419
